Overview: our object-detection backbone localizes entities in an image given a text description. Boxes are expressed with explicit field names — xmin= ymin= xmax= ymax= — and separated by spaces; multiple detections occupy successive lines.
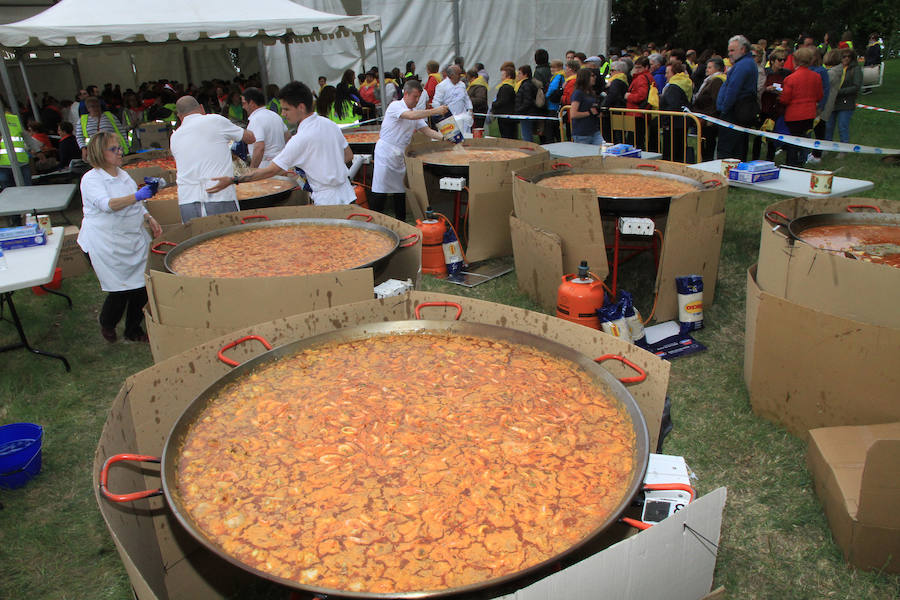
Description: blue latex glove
xmin=135 ymin=185 xmax=155 ymax=201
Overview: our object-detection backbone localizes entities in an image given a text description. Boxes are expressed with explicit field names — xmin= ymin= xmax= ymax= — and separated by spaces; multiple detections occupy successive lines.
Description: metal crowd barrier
xmin=557 ymin=105 xmax=704 ymax=164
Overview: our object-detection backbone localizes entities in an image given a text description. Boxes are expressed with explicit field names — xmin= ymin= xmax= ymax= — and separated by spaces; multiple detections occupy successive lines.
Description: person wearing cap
xmin=432 ymin=65 xmax=474 ymax=134
xmin=170 ymin=95 xmax=255 ymax=222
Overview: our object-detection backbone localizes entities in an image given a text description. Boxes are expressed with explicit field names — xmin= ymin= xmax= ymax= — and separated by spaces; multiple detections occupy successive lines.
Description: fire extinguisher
xmin=556 ymin=261 xmax=607 ymax=329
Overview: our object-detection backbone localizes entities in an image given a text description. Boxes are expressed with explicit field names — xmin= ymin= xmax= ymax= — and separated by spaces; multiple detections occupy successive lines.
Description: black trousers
xmin=785 ymin=119 xmax=814 ymax=167
xmin=811 ymin=118 xmax=827 ymax=158
xmin=370 ymin=192 xmax=407 ymax=223
xmin=497 ymin=118 xmax=518 ymax=139
xmin=99 ymin=287 xmax=148 ymax=337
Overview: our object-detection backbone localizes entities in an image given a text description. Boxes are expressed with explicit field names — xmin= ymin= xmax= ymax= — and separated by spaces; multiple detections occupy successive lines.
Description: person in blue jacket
xmin=716 ymin=35 xmax=761 ymax=160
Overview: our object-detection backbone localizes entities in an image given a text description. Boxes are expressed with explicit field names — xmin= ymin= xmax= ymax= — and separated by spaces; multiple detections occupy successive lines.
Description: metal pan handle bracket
xmin=764 ymin=210 xmax=791 ymax=228
xmin=347 ymin=213 xmax=374 ymax=222
xmin=635 ymin=163 xmax=659 ymax=171
xmin=620 ymin=517 xmax=653 ymax=530
xmin=414 ymin=301 xmax=463 ymax=321
xmin=99 ymin=454 xmax=162 ymax=503
xmin=594 ymin=354 xmax=647 ymax=384
xmin=399 ymin=232 xmax=419 ymax=248
xmin=240 ymin=215 xmax=269 ymax=224
xmin=551 ymin=162 xmax=572 ymax=170
xmin=846 ymin=204 xmax=882 ymax=213
xmin=150 ymin=241 xmax=176 ymax=255
xmin=644 ymin=482 xmax=697 ymax=502
xmin=217 ymin=335 xmax=274 ymax=367
xmin=702 ymin=179 xmax=722 ymax=188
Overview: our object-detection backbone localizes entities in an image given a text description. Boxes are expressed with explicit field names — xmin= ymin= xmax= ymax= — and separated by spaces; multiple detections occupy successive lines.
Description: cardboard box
xmin=405 ymin=138 xmax=549 ymax=263
xmin=807 ymin=422 xmax=900 ymax=573
xmin=728 ymin=168 xmax=779 ymax=183
xmin=511 ymin=157 xmax=728 ymax=323
xmin=94 ymin=292 xmax=728 ymax=600
xmin=744 ymin=265 xmax=900 ymax=436
xmin=756 ymin=196 xmax=900 ymax=329
xmin=143 ymin=193 xmax=182 ymax=226
xmin=136 ymin=122 xmax=171 ymax=150
xmin=58 ymin=225 xmax=90 ymax=279
xmin=144 ymin=205 xmax=422 ymax=361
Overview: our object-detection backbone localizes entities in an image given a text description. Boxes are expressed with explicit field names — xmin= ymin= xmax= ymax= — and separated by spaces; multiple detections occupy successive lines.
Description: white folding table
xmin=541 ymin=141 xmax=663 ymax=160
xmin=0 ymin=183 xmax=77 ymax=222
xmin=687 ymin=160 xmax=875 ymax=198
xmin=0 ymin=226 xmax=72 ymax=371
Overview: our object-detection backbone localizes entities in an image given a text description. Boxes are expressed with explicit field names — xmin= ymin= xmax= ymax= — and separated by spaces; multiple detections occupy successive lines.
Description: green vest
xmin=328 ymin=101 xmax=359 ymax=125
xmin=600 ymin=61 xmax=611 ymax=76
xmin=0 ymin=113 xmax=29 ymax=166
xmin=81 ymin=112 xmax=130 ymax=154
xmin=162 ymin=103 xmax=178 ymax=125
xmin=227 ymin=104 xmax=244 ymax=122
xmin=267 ymin=98 xmax=290 ymax=126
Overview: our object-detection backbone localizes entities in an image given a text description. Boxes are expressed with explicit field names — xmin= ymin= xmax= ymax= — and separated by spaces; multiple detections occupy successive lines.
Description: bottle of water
xmin=0 ymin=247 xmax=7 ymax=271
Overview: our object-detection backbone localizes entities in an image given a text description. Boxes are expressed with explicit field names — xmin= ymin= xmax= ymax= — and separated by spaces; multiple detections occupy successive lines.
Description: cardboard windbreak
xmin=93 ymin=292 xmax=732 ymax=600
xmin=755 ymin=196 xmax=900 ymax=329
xmin=511 ymin=157 xmax=727 ymax=322
xmin=806 ymin=422 xmax=900 ymax=573
xmin=405 ymin=138 xmax=549 ymax=263
xmin=137 ymin=122 xmax=171 ymax=150
xmin=744 ymin=265 xmax=900 ymax=437
xmin=144 ymin=205 xmax=421 ymax=362
xmin=58 ymin=225 xmax=90 ymax=279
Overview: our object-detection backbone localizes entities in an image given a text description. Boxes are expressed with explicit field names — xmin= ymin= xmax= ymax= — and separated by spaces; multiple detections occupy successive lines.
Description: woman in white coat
xmin=78 ymin=132 xmax=162 ymax=342
xmin=371 ymin=79 xmax=448 ymax=222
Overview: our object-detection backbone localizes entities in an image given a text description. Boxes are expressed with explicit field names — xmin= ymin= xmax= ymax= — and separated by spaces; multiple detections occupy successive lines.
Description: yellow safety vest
xmin=81 ymin=112 xmax=130 ymax=154
xmin=328 ymin=101 xmax=359 ymax=125
xmin=162 ymin=103 xmax=178 ymax=125
xmin=0 ymin=113 xmax=28 ymax=166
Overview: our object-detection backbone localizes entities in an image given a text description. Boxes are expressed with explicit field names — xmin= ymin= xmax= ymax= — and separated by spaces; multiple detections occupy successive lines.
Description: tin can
xmin=809 ymin=170 xmax=833 ymax=194
xmin=720 ymin=159 xmax=739 ymax=178
xmin=676 ymin=275 xmax=704 ymax=332
xmin=36 ymin=214 xmax=51 ymax=235
xmin=472 ymin=128 xmax=484 ymax=139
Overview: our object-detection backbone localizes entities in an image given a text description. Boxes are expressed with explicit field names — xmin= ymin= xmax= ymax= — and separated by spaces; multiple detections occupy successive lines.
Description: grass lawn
xmin=1 ymin=60 xmax=899 ymax=599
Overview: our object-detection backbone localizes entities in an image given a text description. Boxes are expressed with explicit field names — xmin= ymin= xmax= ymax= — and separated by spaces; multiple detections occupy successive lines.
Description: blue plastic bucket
xmin=0 ymin=423 xmax=43 ymax=489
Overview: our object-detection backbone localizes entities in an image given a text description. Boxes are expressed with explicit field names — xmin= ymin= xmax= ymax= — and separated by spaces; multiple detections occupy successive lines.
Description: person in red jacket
xmin=624 ymin=56 xmax=656 ymax=150
xmin=423 ymin=60 xmax=442 ymax=109
xmin=778 ymin=47 xmax=823 ymax=167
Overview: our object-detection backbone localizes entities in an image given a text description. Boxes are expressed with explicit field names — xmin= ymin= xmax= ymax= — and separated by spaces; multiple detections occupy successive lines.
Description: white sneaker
xmin=806 ymin=154 xmax=822 ymax=165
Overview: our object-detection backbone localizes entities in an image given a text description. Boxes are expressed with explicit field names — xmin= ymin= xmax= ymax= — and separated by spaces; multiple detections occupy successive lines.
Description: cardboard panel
xmin=510 ymin=215 xmax=564 ymax=311
xmin=511 ymin=157 xmax=726 ymax=323
xmin=858 ymin=438 xmax=900 ymax=526
xmin=755 ymin=196 xmax=900 ymax=329
xmin=96 ymin=291 xmax=675 ymax=600
xmin=58 ymin=225 xmax=90 ymax=279
xmin=745 ymin=268 xmax=900 ymax=437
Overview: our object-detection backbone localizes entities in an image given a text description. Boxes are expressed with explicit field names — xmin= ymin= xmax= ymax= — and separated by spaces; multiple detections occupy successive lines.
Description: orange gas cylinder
xmin=353 ymin=184 xmax=369 ymax=209
xmin=557 ymin=261 xmax=606 ymax=329
xmin=416 ymin=208 xmax=447 ymax=276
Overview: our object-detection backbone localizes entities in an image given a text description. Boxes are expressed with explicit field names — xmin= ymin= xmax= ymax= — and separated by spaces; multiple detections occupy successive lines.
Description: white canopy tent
xmin=0 ymin=0 xmax=384 ymax=185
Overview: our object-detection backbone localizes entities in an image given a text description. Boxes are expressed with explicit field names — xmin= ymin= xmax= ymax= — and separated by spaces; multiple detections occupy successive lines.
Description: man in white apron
xmin=207 ymin=82 xmax=356 ymax=206
xmin=432 ymin=65 xmax=474 ymax=134
xmin=170 ymin=96 xmax=256 ymax=222
xmin=371 ymin=80 xmax=448 ymax=221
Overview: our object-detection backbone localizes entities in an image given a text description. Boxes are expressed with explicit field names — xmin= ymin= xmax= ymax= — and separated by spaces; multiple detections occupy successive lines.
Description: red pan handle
xmin=150 ymin=240 xmax=176 ymax=255
xmin=217 ymin=335 xmax=273 ymax=367
xmin=845 ymin=204 xmax=882 ymax=213
xmin=414 ymin=301 xmax=462 ymax=320
xmin=99 ymin=454 xmax=162 ymax=503
xmin=594 ymin=354 xmax=647 ymax=384
xmin=764 ymin=210 xmax=791 ymax=228
xmin=241 ymin=215 xmax=269 ymax=223
xmin=644 ymin=482 xmax=697 ymax=502
xmin=702 ymin=179 xmax=722 ymax=188
xmin=399 ymin=232 xmax=419 ymax=248
xmin=635 ymin=163 xmax=659 ymax=171
xmin=620 ymin=517 xmax=653 ymax=530
xmin=551 ymin=162 xmax=572 ymax=170
xmin=347 ymin=213 xmax=374 ymax=222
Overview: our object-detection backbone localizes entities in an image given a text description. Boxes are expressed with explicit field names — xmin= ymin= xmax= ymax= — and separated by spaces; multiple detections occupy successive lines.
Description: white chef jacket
xmin=77 ymin=167 xmax=151 ymax=292
xmin=372 ymin=99 xmax=427 ymax=194
xmin=432 ymin=79 xmax=473 ymax=133
xmin=247 ymin=107 xmax=288 ymax=167
xmin=170 ymin=113 xmax=244 ymax=207
xmin=271 ymin=113 xmax=354 ymax=205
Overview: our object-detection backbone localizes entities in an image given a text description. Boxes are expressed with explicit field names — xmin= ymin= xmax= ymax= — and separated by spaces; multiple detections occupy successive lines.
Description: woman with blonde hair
xmin=77 ymin=132 xmax=162 ymax=343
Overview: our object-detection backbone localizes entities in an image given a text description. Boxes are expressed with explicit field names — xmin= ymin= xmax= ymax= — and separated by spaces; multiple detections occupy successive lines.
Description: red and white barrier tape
xmin=856 ymin=103 xmax=900 ymax=114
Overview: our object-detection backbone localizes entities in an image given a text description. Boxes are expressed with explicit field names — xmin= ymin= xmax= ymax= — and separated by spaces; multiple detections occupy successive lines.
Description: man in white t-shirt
xmin=207 ymin=82 xmax=355 ymax=206
xmin=431 ymin=65 xmax=474 ymax=134
xmin=241 ymin=87 xmax=289 ymax=168
xmin=170 ymin=96 xmax=255 ymax=222
xmin=371 ymin=80 xmax=447 ymax=221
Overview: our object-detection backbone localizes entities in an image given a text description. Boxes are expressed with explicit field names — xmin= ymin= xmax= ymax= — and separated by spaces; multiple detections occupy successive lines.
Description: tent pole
xmin=71 ymin=58 xmax=83 ymax=91
xmin=0 ymin=95 xmax=26 ymax=187
xmin=0 ymin=58 xmax=20 ymax=116
xmin=257 ymin=42 xmax=269 ymax=91
xmin=452 ymin=0 xmax=460 ymax=60
xmin=284 ymin=39 xmax=294 ymax=82
xmin=18 ymin=59 xmax=41 ymax=123
xmin=374 ymin=30 xmax=387 ymax=114
xmin=183 ymin=47 xmax=193 ymax=87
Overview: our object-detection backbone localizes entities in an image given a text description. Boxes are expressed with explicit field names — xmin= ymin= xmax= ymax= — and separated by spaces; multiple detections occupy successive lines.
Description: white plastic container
xmin=436 ymin=115 xmax=464 ymax=144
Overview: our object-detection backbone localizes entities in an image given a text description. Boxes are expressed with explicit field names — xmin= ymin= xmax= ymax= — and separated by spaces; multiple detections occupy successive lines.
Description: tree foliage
xmin=611 ymin=0 xmax=897 ymax=55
